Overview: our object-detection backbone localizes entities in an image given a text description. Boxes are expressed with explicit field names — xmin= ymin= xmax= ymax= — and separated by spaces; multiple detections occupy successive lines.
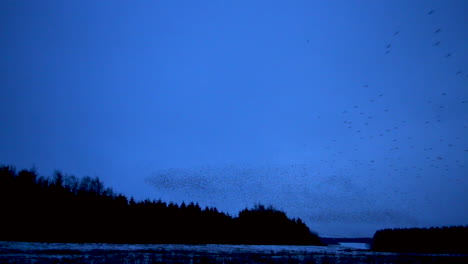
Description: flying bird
xmin=434 ymin=28 xmax=441 ymax=33
xmin=394 ymin=31 xmax=400 ymax=36
xmin=386 ymin=44 xmax=392 ymax=49
xmin=445 ymin=52 xmax=452 ymax=58
xmin=456 ymin=71 xmax=462 ymax=75
xmin=428 ymin=10 xmax=435 ymax=15
xmin=433 ymin=41 xmax=440 ymax=46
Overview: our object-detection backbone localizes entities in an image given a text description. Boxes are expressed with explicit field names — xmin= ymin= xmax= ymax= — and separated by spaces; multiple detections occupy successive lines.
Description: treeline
xmin=0 ymin=165 xmax=321 ymax=245
xmin=371 ymin=226 xmax=468 ymax=254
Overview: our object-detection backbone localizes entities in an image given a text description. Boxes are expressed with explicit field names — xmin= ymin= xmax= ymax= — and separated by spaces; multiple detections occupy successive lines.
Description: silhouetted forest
xmin=371 ymin=226 xmax=468 ymax=254
xmin=0 ymin=165 xmax=321 ymax=245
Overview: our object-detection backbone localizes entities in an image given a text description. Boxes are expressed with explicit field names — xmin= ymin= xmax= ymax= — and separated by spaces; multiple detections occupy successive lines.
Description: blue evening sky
xmin=1 ymin=0 xmax=467 ymax=237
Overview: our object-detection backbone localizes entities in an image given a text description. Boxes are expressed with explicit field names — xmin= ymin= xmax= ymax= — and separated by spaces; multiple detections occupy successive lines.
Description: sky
xmin=1 ymin=0 xmax=467 ymax=238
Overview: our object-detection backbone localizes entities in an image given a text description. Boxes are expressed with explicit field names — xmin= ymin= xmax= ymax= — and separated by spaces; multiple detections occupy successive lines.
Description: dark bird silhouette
xmin=456 ymin=71 xmax=462 ymax=75
xmin=394 ymin=31 xmax=400 ymax=36
xmin=386 ymin=44 xmax=391 ymax=49
xmin=434 ymin=28 xmax=441 ymax=33
xmin=385 ymin=50 xmax=391 ymax=54
xmin=428 ymin=10 xmax=435 ymax=15
xmin=445 ymin=52 xmax=452 ymax=58
xmin=433 ymin=41 xmax=440 ymax=46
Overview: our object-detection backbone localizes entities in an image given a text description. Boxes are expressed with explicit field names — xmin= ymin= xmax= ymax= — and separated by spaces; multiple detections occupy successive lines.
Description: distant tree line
xmin=371 ymin=226 xmax=468 ymax=254
xmin=0 ymin=165 xmax=322 ymax=245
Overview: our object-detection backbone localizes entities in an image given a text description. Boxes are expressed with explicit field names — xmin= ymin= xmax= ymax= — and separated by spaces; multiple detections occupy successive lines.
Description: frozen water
xmin=338 ymin=242 xmax=370 ymax=250
xmin=1 ymin=241 xmax=467 ymax=264
xmin=0 ymin=241 xmax=390 ymax=256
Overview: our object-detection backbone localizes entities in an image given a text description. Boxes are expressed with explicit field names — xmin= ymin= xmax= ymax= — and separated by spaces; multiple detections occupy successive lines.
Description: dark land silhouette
xmin=0 ymin=165 xmax=321 ymax=245
xmin=371 ymin=226 xmax=468 ymax=254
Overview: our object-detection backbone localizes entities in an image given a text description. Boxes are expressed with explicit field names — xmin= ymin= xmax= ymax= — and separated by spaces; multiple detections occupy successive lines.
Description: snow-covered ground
xmin=1 ymin=241 xmax=466 ymax=264
xmin=0 ymin=241 xmax=382 ymax=255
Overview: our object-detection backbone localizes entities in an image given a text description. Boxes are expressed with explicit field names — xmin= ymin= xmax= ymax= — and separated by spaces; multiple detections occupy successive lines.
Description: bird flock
xmin=301 ymin=7 xmax=467 ymax=207
xmin=149 ymin=7 xmax=467 ymax=228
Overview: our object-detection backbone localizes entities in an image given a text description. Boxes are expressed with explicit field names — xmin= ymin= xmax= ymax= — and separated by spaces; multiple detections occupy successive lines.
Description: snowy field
xmin=1 ymin=241 xmax=467 ymax=264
